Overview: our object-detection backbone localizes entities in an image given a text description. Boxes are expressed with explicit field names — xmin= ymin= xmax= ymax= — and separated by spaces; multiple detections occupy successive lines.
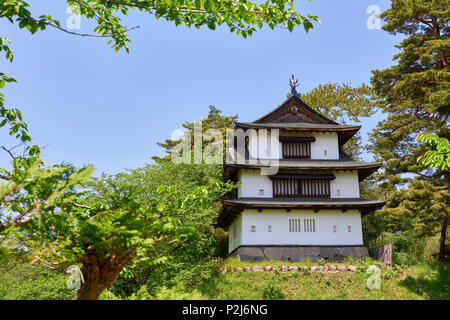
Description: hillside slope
xmin=195 ymin=260 xmax=450 ymax=300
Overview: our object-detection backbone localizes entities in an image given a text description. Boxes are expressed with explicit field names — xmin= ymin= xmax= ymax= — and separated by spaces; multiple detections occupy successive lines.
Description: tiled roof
xmin=236 ymin=122 xmax=360 ymax=130
xmin=224 ymin=197 xmax=385 ymax=207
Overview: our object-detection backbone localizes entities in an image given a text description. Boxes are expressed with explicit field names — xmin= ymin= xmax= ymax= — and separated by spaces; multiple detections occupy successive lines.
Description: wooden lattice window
xmin=272 ymin=178 xmax=331 ymax=198
xmin=282 ymin=142 xmax=311 ymax=158
xmin=279 ymin=136 xmax=315 ymax=159
xmin=300 ymin=179 xmax=330 ymax=197
xmin=273 ymin=179 xmax=299 ymax=197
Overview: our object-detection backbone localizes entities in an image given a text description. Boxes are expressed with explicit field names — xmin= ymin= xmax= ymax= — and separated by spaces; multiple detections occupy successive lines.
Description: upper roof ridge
xmin=252 ymin=95 xmax=339 ymax=125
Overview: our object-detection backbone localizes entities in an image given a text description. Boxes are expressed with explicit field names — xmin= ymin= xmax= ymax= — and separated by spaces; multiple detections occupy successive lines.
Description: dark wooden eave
xmin=268 ymin=173 xmax=336 ymax=180
xmin=217 ymin=198 xmax=386 ymax=228
xmin=224 ymin=161 xmax=382 ymax=182
xmin=279 ymin=136 xmax=316 ymax=142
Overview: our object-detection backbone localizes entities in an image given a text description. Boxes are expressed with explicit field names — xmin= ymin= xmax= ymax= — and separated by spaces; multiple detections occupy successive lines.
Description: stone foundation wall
xmin=229 ymin=245 xmax=369 ymax=262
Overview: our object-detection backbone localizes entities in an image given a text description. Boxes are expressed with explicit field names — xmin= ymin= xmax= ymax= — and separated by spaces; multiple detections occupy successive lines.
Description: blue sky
xmin=0 ymin=0 xmax=402 ymax=174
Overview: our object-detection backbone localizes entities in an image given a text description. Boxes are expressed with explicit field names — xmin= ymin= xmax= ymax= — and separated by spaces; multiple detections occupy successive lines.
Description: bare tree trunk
xmin=73 ymin=252 xmax=133 ymax=300
xmin=439 ymin=212 xmax=448 ymax=264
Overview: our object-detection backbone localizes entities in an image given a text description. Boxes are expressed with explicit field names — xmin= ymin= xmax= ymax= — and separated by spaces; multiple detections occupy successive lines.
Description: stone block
xmin=231 ymin=246 xmax=368 ymax=264
xmin=238 ymin=247 xmax=264 ymax=257
xmin=237 ymin=247 xmax=264 ymax=262
xmin=288 ymin=266 xmax=299 ymax=271
xmin=305 ymin=247 xmax=321 ymax=258
xmin=339 ymin=247 xmax=356 ymax=257
xmin=355 ymin=246 xmax=369 ymax=258
xmin=238 ymin=255 xmax=263 ymax=262
xmin=319 ymin=247 xmax=339 ymax=260
xmin=263 ymin=247 xmax=283 ymax=261
xmin=281 ymin=247 xmax=303 ymax=262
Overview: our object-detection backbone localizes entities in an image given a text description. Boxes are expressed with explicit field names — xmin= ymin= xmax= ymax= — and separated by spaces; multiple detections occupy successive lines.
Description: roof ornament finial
xmin=289 ymin=74 xmax=299 ymax=97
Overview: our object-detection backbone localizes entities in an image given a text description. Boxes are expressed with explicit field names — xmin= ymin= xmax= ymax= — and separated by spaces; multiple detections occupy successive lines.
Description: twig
xmin=72 ymin=203 xmax=92 ymax=209
xmin=1 ymin=146 xmax=17 ymax=159
xmin=18 ymin=13 xmax=139 ymax=38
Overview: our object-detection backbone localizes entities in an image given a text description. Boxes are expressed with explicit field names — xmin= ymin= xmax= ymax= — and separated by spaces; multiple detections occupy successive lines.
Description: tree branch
xmin=18 ymin=13 xmax=139 ymax=38
xmin=1 ymin=145 xmax=17 ymax=159
xmin=72 ymin=203 xmax=92 ymax=209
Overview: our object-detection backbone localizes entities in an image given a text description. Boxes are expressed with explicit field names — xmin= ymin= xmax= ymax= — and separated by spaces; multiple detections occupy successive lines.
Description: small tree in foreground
xmin=19 ymin=175 xmax=225 ymax=300
xmin=0 ymin=156 xmax=93 ymax=241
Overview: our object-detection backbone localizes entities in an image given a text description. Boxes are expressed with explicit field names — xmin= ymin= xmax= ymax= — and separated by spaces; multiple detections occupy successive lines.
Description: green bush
xmin=0 ymin=263 xmax=75 ymax=300
xmin=106 ymin=162 xmax=232 ymax=298
xmin=382 ymin=264 xmax=403 ymax=280
xmin=261 ymin=280 xmax=285 ymax=300
xmin=368 ymin=231 xmax=439 ymax=266
xmin=353 ymin=256 xmax=382 ymax=273
xmin=99 ymin=289 xmax=121 ymax=300
xmin=154 ymin=283 xmax=205 ymax=300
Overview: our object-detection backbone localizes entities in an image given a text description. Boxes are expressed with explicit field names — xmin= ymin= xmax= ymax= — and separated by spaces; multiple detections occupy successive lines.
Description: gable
xmin=253 ymin=95 xmax=337 ymax=125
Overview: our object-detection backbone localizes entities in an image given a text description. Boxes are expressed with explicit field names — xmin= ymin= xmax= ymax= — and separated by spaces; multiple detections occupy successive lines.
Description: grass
xmin=2 ymin=259 xmax=449 ymax=300
xmin=195 ymin=259 xmax=450 ymax=300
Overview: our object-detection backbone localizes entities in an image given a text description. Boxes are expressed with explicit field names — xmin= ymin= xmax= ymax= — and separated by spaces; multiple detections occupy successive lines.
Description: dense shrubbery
xmin=100 ymin=283 xmax=206 ymax=300
xmin=262 ymin=279 xmax=285 ymax=300
xmin=94 ymin=161 xmax=233 ymax=298
xmin=363 ymin=212 xmax=441 ymax=266
xmin=0 ymin=263 xmax=74 ymax=300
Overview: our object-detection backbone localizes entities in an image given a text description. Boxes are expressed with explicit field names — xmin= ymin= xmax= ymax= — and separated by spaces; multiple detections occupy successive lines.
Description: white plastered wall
xmin=247 ymin=131 xmax=339 ymax=160
xmin=228 ymin=214 xmax=243 ymax=253
xmin=228 ymin=209 xmax=363 ymax=252
xmin=238 ymin=170 xmax=360 ymax=198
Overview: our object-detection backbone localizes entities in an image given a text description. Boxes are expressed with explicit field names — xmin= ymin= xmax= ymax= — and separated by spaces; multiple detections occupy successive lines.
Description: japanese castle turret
xmin=218 ymin=76 xmax=386 ymax=262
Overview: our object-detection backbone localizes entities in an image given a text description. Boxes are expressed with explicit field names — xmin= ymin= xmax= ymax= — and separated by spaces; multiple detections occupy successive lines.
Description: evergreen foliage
xmin=369 ymin=0 xmax=449 ymax=184
xmin=301 ymin=83 xmax=377 ymax=159
xmin=365 ymin=0 xmax=449 ymax=264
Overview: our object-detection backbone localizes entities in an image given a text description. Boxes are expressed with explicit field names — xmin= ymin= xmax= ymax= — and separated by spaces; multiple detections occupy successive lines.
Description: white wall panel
xmin=239 ymin=170 xmax=360 ymax=198
xmin=228 ymin=209 xmax=363 ymax=253
xmin=247 ymin=131 xmax=339 ymax=160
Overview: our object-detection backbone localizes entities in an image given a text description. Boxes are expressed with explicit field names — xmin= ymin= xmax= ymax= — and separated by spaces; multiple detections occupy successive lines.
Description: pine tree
xmin=153 ymin=106 xmax=238 ymax=162
xmin=369 ymin=0 xmax=449 ymax=184
xmin=367 ymin=0 xmax=449 ymax=263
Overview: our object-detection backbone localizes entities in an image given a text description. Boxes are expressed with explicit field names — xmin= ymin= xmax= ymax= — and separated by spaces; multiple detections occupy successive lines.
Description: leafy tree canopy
xmin=1 ymin=0 xmax=320 ymax=52
xmin=15 ymin=169 xmax=227 ymax=299
xmin=154 ymin=105 xmax=238 ymax=161
xmin=417 ymin=133 xmax=450 ymax=173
